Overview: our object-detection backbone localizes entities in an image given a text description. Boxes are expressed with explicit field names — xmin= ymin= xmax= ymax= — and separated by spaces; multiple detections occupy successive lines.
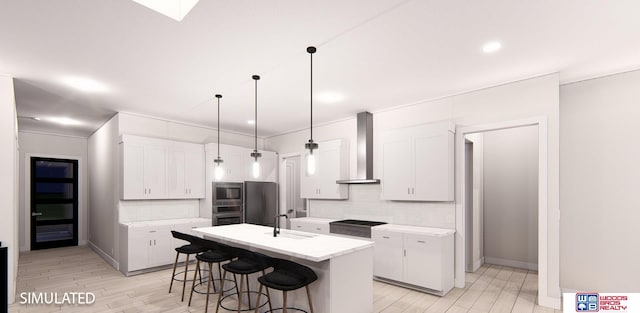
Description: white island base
xmin=194 ymin=224 xmax=374 ymax=313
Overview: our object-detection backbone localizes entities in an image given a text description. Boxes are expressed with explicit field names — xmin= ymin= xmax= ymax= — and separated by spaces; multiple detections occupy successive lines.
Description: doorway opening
xmin=464 ymin=126 xmax=539 ymax=273
xmin=280 ymin=154 xmax=306 ymax=222
xmin=456 ymin=116 xmax=557 ymax=308
xmin=30 ymin=157 xmax=79 ymax=250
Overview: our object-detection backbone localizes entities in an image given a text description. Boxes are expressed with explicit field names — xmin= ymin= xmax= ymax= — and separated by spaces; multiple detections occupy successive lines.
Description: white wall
xmin=0 ymin=74 xmax=19 ymax=303
xmin=87 ymin=115 xmax=119 ymax=266
xmin=265 ymin=73 xmax=561 ymax=304
xmin=18 ymin=131 xmax=89 ymax=251
xmin=483 ymin=126 xmax=538 ymax=270
xmin=560 ymin=69 xmax=640 ymax=292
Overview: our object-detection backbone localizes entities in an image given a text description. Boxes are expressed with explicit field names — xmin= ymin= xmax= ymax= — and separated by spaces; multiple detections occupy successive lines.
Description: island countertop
xmin=193 ymin=223 xmax=374 ymax=262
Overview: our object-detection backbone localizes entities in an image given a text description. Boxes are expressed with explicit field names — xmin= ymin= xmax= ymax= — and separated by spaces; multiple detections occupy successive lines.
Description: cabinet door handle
xmin=417 ymin=240 xmax=426 ymax=244
xmin=149 ymin=188 xmax=151 ymax=194
xmin=144 ymin=188 xmax=147 ymax=194
xmin=404 ymin=250 xmax=406 ymax=257
xmin=154 ymin=239 xmax=156 ymax=245
xmin=408 ymin=188 xmax=410 ymax=194
xmin=149 ymin=240 xmax=152 ymax=246
xmin=412 ymin=187 xmax=415 ymax=194
xmin=316 ymin=227 xmax=321 ymax=231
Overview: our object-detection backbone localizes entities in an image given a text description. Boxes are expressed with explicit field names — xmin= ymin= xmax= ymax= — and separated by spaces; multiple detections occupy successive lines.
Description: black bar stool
xmin=216 ymin=248 xmax=273 ymax=313
xmin=254 ymin=258 xmax=317 ymax=313
xmin=169 ymin=231 xmax=209 ymax=301
xmin=187 ymin=237 xmax=236 ymax=313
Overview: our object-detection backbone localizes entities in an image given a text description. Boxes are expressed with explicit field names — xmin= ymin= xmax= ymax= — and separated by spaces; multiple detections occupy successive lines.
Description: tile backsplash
xmin=119 ymin=199 xmax=200 ymax=223
xmin=309 ymin=184 xmax=455 ymax=229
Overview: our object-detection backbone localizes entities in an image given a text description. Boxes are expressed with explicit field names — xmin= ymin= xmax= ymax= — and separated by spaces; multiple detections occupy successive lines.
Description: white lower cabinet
xmin=372 ymin=226 xmax=455 ymax=295
xmin=372 ymin=230 xmax=403 ymax=281
xmin=289 ymin=218 xmax=334 ymax=235
xmin=119 ymin=219 xmax=211 ymax=275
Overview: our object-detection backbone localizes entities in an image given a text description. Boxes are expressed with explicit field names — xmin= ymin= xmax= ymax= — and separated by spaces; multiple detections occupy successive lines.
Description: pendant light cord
xmin=217 ymin=96 xmax=220 ymax=159
xmin=310 ymin=50 xmax=313 ymax=142
xmin=254 ymin=78 xmax=258 ymax=153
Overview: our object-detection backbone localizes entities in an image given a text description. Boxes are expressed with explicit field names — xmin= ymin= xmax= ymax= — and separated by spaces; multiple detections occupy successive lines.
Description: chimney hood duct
xmin=337 ymin=112 xmax=380 ymax=184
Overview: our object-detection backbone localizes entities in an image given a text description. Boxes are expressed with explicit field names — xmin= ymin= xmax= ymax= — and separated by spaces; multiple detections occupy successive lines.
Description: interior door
xmin=30 ymin=157 xmax=78 ymax=250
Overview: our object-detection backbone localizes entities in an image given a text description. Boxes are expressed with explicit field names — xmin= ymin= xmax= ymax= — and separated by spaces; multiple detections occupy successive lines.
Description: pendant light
xmin=250 ymin=75 xmax=262 ymax=179
xmin=213 ymin=94 xmax=225 ymax=180
xmin=304 ymin=46 xmax=318 ymax=175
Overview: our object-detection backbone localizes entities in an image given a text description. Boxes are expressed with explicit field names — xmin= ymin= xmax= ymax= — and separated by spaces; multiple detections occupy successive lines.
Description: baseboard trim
xmin=485 ymin=256 xmax=537 ymax=271
xmin=88 ymin=241 xmax=119 ymax=270
xmin=539 ymin=294 xmax=562 ymax=310
xmin=472 ymin=257 xmax=484 ymax=272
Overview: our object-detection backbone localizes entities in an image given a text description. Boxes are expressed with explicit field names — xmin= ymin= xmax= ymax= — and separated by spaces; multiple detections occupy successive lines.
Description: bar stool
xmin=216 ymin=248 xmax=273 ymax=313
xmin=169 ymin=231 xmax=209 ymax=301
xmin=254 ymin=258 xmax=317 ymax=313
xmin=187 ymin=237 xmax=236 ymax=313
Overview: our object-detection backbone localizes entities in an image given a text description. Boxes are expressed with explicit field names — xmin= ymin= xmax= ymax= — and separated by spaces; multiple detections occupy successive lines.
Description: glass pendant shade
xmin=214 ymin=162 xmax=224 ymax=180
xmin=252 ymin=159 xmax=260 ymax=179
xmin=306 ymin=152 xmax=316 ymax=176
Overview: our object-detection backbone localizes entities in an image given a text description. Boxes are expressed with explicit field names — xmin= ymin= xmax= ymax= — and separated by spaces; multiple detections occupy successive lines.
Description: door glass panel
xmin=35 ymin=203 xmax=73 ymax=221
xmin=34 ymin=161 xmax=74 ymax=178
xmin=35 ymin=182 xmax=74 ymax=200
xmin=35 ymin=224 xmax=74 ymax=242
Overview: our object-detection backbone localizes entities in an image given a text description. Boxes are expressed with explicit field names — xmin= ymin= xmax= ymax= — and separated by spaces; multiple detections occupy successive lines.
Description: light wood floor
xmin=9 ymin=246 xmax=561 ymax=313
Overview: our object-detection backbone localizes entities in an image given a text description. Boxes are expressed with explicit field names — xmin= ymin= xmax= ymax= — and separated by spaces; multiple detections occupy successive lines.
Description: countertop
xmin=289 ymin=217 xmax=338 ymax=224
xmin=193 ymin=223 xmax=374 ymax=262
xmin=373 ymin=224 xmax=455 ymax=237
xmin=120 ymin=217 xmax=210 ymax=227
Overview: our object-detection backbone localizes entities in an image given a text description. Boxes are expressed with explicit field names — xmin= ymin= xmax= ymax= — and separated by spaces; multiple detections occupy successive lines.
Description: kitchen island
xmin=194 ymin=223 xmax=374 ymax=313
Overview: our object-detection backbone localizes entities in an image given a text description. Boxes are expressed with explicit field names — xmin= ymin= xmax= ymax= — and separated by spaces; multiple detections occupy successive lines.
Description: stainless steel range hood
xmin=337 ymin=112 xmax=381 ymax=184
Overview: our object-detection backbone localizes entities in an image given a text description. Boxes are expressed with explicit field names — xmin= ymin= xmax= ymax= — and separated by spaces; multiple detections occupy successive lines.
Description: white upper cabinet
xmin=168 ymin=142 xmax=204 ymax=199
xmin=381 ymin=121 xmax=455 ymax=201
xmin=121 ymin=135 xmax=168 ymax=199
xmin=121 ymin=135 xmax=204 ymax=200
xmin=300 ymin=139 xmax=349 ymax=199
xmin=217 ymin=144 xmax=245 ymax=182
xmin=207 ymin=143 xmax=278 ymax=183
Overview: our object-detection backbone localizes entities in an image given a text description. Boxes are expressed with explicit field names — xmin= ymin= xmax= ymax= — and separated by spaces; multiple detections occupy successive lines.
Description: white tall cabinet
xmin=300 ymin=139 xmax=349 ymax=199
xmin=381 ymin=121 xmax=455 ymax=201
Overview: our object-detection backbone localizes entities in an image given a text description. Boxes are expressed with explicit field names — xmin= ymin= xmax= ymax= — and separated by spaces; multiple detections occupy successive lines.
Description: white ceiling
xmin=2 ymin=0 xmax=640 ymax=138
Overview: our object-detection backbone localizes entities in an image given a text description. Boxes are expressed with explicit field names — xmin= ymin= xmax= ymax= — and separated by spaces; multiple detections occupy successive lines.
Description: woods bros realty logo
xmin=565 ymin=293 xmax=640 ymax=312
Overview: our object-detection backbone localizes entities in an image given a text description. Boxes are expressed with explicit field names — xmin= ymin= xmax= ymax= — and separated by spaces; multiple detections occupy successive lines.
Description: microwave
xmin=212 ymin=182 xmax=243 ymax=206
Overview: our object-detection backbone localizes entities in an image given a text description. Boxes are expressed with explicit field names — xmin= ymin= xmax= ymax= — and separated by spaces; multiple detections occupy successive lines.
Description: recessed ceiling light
xmin=46 ymin=117 xmax=84 ymax=126
xmin=247 ymin=120 xmax=255 ymax=125
xmin=482 ymin=41 xmax=502 ymax=54
xmin=316 ymin=92 xmax=345 ymax=104
xmin=62 ymin=76 xmax=109 ymax=93
xmin=132 ymin=0 xmax=200 ymax=21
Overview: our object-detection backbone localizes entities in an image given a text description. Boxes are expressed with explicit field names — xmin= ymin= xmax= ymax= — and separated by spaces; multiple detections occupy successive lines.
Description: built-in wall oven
xmin=212 ymin=182 xmax=243 ymax=226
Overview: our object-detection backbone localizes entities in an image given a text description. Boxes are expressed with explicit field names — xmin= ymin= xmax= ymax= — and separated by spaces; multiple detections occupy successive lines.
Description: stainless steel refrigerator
xmin=244 ymin=181 xmax=278 ymax=227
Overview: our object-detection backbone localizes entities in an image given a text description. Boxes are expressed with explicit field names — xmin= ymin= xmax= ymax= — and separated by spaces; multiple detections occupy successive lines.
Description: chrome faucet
xmin=274 ymin=214 xmax=289 ymax=237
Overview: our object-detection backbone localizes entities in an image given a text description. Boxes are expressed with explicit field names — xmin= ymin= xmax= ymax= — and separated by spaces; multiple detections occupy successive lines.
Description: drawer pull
xmin=149 ymin=230 xmax=157 ymax=233
xmin=382 ymin=236 xmax=390 ymax=239
xmin=315 ymin=228 xmax=321 ymax=230
xmin=296 ymin=225 xmax=302 ymax=228
xmin=417 ymin=240 xmax=426 ymax=243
